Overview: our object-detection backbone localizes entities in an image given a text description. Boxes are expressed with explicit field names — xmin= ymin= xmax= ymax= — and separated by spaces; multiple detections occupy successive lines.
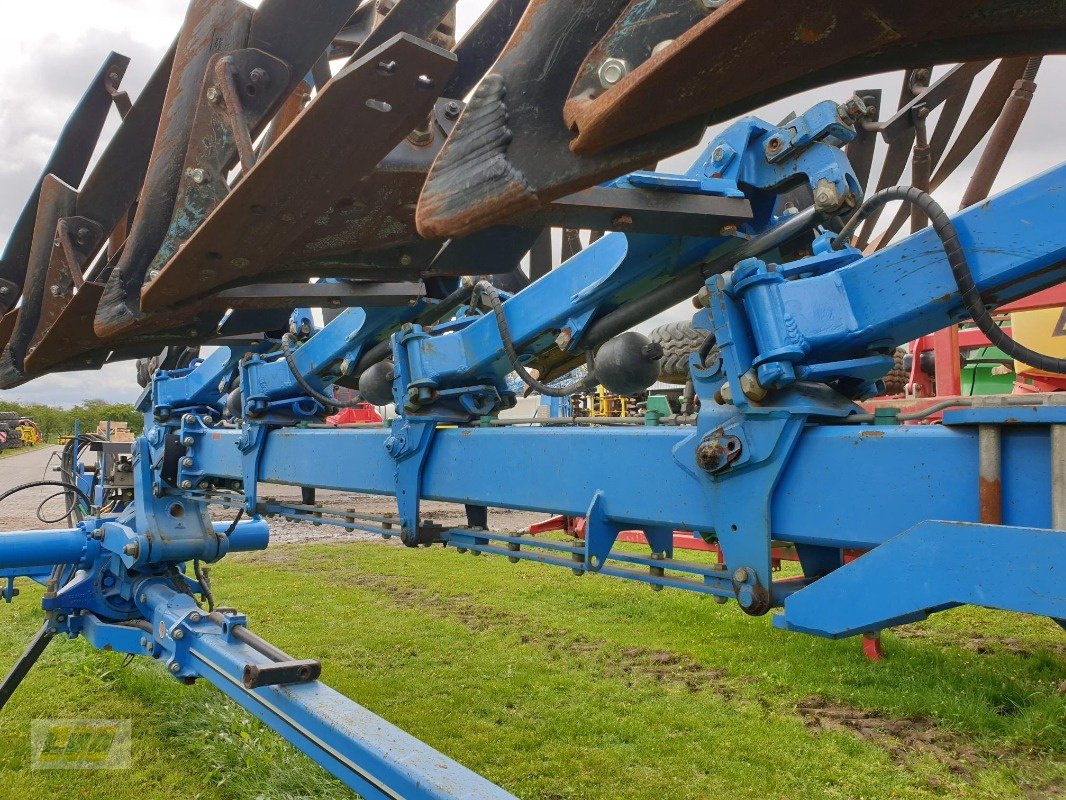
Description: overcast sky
xmin=0 ymin=2 xmax=1061 ymax=405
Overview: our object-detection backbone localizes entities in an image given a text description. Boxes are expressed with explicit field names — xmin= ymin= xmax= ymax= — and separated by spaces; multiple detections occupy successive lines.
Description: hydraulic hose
xmin=475 ymin=281 xmax=598 ymax=398
xmin=834 ymin=186 xmax=1066 ymax=376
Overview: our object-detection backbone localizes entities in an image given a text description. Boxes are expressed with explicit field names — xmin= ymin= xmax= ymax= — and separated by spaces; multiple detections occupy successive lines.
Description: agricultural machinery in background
xmin=0 ymin=413 xmax=41 ymax=451
xmin=0 ymin=1 xmax=1065 ymax=798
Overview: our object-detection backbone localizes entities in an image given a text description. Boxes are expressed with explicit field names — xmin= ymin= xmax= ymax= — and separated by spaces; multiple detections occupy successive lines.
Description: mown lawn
xmin=0 ymin=541 xmax=1063 ymax=799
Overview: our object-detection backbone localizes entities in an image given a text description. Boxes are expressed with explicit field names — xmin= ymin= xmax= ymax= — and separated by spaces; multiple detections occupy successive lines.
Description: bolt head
xmin=0 ymin=286 xmax=8 ymax=294
xmin=188 ymin=612 xmax=202 ymax=624
xmin=712 ymin=145 xmax=725 ymax=162
xmin=733 ymin=567 xmax=750 ymax=583
xmin=169 ymin=661 xmax=181 ymax=673
xmin=172 ymin=628 xmax=184 ymax=640
xmin=444 ymin=100 xmax=461 ymax=119
xmin=76 ymin=227 xmax=92 ymax=245
xmin=182 ymin=437 xmax=195 ymax=447
xmin=597 ymin=58 xmax=629 ymax=88
xmin=49 ymin=285 xmax=63 ymax=297
xmin=181 ymin=457 xmax=193 ymax=468
xmin=202 ymin=416 xmax=213 ymax=426
xmin=249 ymin=67 xmax=268 ymax=84
xmin=180 ymin=480 xmax=193 ymax=489
xmin=206 ymin=86 xmax=221 ymax=104
xmin=183 ymin=414 xmax=196 ymax=425
xmin=186 ymin=167 xmax=206 ymax=185
xmin=139 ymin=594 xmax=147 ymax=604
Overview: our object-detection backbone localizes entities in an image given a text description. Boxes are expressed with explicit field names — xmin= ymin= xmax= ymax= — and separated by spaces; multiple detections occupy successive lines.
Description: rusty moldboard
xmin=564 ymin=0 xmax=1066 ymax=156
xmin=93 ymin=0 xmax=255 ymax=338
xmin=0 ymin=176 xmax=78 ymax=389
xmin=0 ymin=51 xmax=129 ymax=313
xmin=137 ymin=34 xmax=456 ymax=315
xmin=415 ymin=0 xmax=702 ymax=241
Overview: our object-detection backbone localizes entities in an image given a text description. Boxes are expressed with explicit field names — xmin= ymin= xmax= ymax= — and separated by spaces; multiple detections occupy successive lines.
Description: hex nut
xmin=598 ymin=58 xmax=629 ymax=88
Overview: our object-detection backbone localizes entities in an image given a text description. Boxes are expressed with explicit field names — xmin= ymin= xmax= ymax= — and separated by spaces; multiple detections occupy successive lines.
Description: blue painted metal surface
xmin=2 ymin=97 xmax=1064 ymax=798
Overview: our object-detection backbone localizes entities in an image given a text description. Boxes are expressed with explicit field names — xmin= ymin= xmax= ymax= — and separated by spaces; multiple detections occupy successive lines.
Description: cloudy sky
xmin=0 ymin=2 xmax=1061 ymax=405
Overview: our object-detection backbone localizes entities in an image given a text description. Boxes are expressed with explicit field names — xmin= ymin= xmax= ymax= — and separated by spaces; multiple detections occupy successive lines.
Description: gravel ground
xmin=0 ymin=445 xmax=548 ymax=543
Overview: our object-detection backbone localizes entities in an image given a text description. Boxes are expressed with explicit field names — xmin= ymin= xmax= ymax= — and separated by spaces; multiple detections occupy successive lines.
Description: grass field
xmin=0 ymin=444 xmax=43 ymax=460
xmin=0 ymin=541 xmax=1063 ymax=799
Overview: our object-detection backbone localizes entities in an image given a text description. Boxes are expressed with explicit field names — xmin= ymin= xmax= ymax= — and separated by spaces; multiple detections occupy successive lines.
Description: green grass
xmin=0 ymin=541 xmax=1063 ymax=799
xmin=0 ymin=444 xmax=44 ymax=460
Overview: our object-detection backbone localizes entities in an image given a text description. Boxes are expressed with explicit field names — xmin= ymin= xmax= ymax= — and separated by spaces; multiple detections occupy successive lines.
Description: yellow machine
xmin=14 ymin=423 xmax=42 ymax=447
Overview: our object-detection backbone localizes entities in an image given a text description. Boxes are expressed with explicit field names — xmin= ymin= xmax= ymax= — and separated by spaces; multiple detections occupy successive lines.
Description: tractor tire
xmin=882 ymin=347 xmax=908 ymax=396
xmin=648 ymin=321 xmax=708 ymax=385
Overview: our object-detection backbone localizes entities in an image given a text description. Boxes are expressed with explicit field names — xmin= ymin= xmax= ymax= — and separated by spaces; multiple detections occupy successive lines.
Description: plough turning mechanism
xmin=0 ymin=1 xmax=1064 ymax=797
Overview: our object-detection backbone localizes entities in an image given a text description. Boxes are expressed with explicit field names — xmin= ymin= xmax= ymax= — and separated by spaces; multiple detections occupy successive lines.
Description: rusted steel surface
xmin=959 ymin=59 xmax=1041 ymax=210
xmin=137 ymin=0 xmax=362 ymax=291
xmin=273 ymin=127 xmax=447 ymax=267
xmin=137 ymin=34 xmax=455 ymax=314
xmin=415 ymin=0 xmax=702 ymax=240
xmin=0 ymin=176 xmax=77 ymax=388
xmin=76 ymin=42 xmax=175 ymax=237
xmin=978 ymin=425 xmax=1003 ymax=525
xmin=94 ymin=0 xmax=254 ymax=337
xmin=23 ymin=282 xmax=107 ymax=377
xmin=346 ymin=0 xmax=457 ymax=65
xmin=564 ymin=0 xmax=1066 ymax=156
xmin=255 ymin=81 xmax=311 ymax=157
xmin=445 ymin=0 xmax=531 ymax=98
xmin=0 ymin=52 xmax=128 ymax=313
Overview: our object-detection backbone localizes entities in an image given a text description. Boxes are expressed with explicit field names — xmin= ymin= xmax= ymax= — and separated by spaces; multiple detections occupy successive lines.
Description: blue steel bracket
xmin=775 ymin=521 xmax=1066 ymax=638
xmin=385 ymin=420 xmax=440 ymax=546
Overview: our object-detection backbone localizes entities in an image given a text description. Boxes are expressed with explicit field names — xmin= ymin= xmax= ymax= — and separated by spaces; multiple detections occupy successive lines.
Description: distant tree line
xmin=0 ymin=399 xmax=143 ymax=443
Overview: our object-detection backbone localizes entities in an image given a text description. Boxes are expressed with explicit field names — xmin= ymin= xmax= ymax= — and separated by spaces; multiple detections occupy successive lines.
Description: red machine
xmin=325 ymin=403 xmax=382 ymax=426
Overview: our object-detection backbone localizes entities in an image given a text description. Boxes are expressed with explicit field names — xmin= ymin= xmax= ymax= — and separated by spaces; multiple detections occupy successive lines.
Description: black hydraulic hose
xmin=833 ymin=186 xmax=1066 ymax=376
xmin=280 ymin=334 xmax=363 ymax=411
xmin=475 ymin=281 xmax=598 ymax=398
xmin=0 ymin=481 xmax=93 ymax=511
